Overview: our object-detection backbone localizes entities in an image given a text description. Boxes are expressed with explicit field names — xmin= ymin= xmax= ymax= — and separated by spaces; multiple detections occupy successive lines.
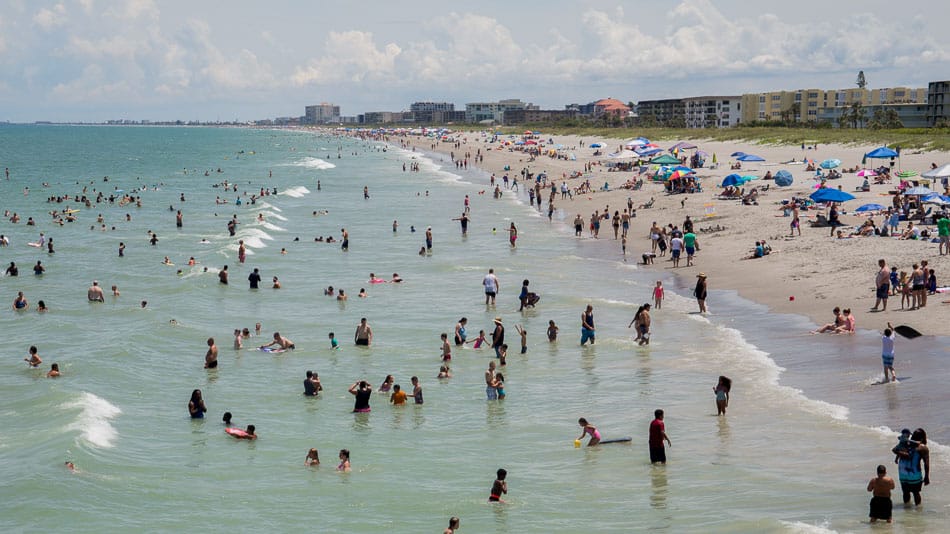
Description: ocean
xmin=0 ymin=125 xmax=947 ymax=533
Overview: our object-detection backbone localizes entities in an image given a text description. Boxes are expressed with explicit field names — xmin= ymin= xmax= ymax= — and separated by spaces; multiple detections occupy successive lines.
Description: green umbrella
xmin=896 ymin=170 xmax=918 ymax=178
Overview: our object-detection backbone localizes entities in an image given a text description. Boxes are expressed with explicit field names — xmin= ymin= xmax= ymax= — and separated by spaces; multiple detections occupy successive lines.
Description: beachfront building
xmin=464 ymin=99 xmax=538 ymax=124
xmin=927 ymin=80 xmax=950 ymax=127
xmin=740 ymin=87 xmax=927 ymax=124
xmin=503 ymin=109 xmax=578 ymax=124
xmin=304 ymin=103 xmax=341 ymax=124
xmin=818 ymin=103 xmax=930 ymax=128
xmin=409 ymin=102 xmax=461 ymax=124
xmin=682 ymin=96 xmax=741 ymax=128
xmin=592 ymin=98 xmax=631 ymax=118
xmin=635 ymin=99 xmax=686 ymax=127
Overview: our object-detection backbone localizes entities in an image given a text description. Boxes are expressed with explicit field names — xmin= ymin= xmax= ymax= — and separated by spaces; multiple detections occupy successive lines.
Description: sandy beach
xmin=404 ymin=132 xmax=950 ymax=336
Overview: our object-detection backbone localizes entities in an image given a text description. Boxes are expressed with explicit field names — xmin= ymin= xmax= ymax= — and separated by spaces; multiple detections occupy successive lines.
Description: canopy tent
xmin=669 ymin=141 xmax=698 ymax=152
xmin=730 ymin=151 xmax=746 ymax=157
xmin=904 ymin=186 xmax=934 ymax=196
xmin=774 ymin=170 xmax=793 ymax=187
xmin=636 ymin=147 xmax=663 ymax=157
xmin=922 ymin=163 xmax=950 ymax=179
xmin=865 ymin=146 xmax=899 ymax=159
xmin=737 ymin=154 xmax=765 ymax=162
xmin=650 ymin=154 xmax=682 ymax=165
xmin=721 ymin=174 xmax=748 ymax=187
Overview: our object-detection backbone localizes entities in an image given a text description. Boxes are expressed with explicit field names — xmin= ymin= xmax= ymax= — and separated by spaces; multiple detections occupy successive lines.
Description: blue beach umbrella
xmin=590 ymin=143 xmax=604 ymax=148
xmin=819 ymin=159 xmax=841 ymax=169
xmin=737 ymin=154 xmax=765 ymax=162
xmin=855 ymin=203 xmax=885 ymax=212
xmin=903 ymin=186 xmax=934 ymax=196
xmin=730 ymin=151 xmax=746 ymax=157
xmin=721 ymin=174 xmax=745 ymax=187
xmin=810 ymin=188 xmax=856 ymax=203
xmin=774 ymin=170 xmax=793 ymax=187
xmin=636 ymin=147 xmax=663 ymax=157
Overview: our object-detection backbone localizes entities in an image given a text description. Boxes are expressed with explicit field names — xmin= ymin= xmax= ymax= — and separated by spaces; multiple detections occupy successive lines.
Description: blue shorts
xmin=876 ymin=284 xmax=889 ymax=299
xmin=486 ymin=386 xmax=498 ymax=400
xmin=685 ymin=246 xmax=695 ymax=256
xmin=581 ymin=328 xmax=595 ymax=344
xmin=882 ymin=354 xmax=894 ymax=367
xmin=672 ymin=249 xmax=681 ymax=259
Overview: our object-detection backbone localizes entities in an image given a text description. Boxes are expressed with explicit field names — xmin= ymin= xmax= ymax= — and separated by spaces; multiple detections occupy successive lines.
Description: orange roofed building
xmin=593 ymin=98 xmax=631 ymax=118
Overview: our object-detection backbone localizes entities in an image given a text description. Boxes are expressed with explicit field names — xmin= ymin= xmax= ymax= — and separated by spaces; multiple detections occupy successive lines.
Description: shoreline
xmin=385 ymin=130 xmax=950 ymax=336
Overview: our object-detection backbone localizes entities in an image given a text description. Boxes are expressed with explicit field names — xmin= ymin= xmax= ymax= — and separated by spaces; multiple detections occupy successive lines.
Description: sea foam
xmin=62 ymin=392 xmax=121 ymax=448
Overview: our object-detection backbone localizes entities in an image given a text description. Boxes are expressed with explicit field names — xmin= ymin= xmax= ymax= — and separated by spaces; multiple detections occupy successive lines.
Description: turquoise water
xmin=1 ymin=125 xmax=947 ymax=533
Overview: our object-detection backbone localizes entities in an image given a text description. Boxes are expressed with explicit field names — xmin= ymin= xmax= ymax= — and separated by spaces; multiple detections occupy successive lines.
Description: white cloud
xmin=34 ymin=3 xmax=67 ymax=30
xmin=292 ymin=31 xmax=401 ymax=85
xmin=104 ymin=0 xmax=157 ymax=21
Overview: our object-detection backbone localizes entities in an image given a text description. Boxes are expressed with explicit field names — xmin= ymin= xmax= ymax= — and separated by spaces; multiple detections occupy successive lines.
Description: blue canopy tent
xmin=730 ymin=151 xmax=746 ymax=157
xmin=737 ymin=154 xmax=765 ymax=162
xmin=865 ymin=146 xmax=900 ymax=170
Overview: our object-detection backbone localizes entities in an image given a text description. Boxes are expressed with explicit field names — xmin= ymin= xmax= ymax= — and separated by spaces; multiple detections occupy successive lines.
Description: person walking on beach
xmin=354 ymin=318 xmax=373 ymax=346
xmin=683 ymin=229 xmax=697 ymax=267
xmin=649 ymin=409 xmax=672 ymax=464
xmin=867 ymin=464 xmax=896 ymax=523
xmin=938 ymin=212 xmax=950 ymax=255
xmin=872 ymin=259 xmax=889 ymax=311
xmin=580 ymin=304 xmax=595 ymax=346
xmin=483 ymin=268 xmax=499 ymax=306
xmin=694 ymin=273 xmax=708 ymax=313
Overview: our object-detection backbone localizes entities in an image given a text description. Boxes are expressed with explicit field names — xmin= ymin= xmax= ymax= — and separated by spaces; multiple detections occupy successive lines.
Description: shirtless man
xmin=485 ymin=360 xmax=497 ymax=400
xmin=638 ymin=303 xmax=652 ymax=345
xmin=205 ymin=337 xmax=218 ymax=368
xmin=87 ymin=281 xmax=105 ymax=302
xmin=261 ymin=332 xmax=295 ymax=350
xmin=354 ymin=318 xmax=373 ymax=346
xmin=867 ymin=464 xmax=896 ymax=523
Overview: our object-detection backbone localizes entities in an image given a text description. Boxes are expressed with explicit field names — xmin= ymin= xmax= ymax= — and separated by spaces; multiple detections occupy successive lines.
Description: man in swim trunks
xmin=867 ymin=464 xmax=895 ymax=523
xmin=218 ymin=265 xmax=229 ymax=284
xmin=354 ymin=318 xmax=373 ymax=346
xmin=872 ymin=259 xmax=889 ymax=311
xmin=205 ymin=337 xmax=218 ymax=368
xmin=580 ymin=304 xmax=595 ymax=346
xmin=483 ymin=268 xmax=499 ymax=305
xmin=649 ymin=409 xmax=671 ymax=464
xmin=485 ymin=360 xmax=497 ymax=400
xmin=87 ymin=280 xmax=105 ymax=302
xmin=248 ymin=268 xmax=261 ymax=289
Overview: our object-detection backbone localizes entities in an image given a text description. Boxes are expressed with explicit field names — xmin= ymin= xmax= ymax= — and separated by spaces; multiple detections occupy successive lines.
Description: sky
xmin=1 ymin=0 xmax=948 ymax=122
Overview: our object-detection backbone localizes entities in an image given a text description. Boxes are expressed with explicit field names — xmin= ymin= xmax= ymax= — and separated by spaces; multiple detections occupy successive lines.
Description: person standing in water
xmin=713 ymin=376 xmax=731 ymax=415
xmin=580 ymin=304 xmax=595 ymax=346
xmin=483 ymin=268 xmax=499 ymax=306
xmin=867 ymin=464 xmax=895 ymax=523
xmin=694 ymin=273 xmax=708 ymax=313
xmin=489 ymin=469 xmax=508 ymax=503
xmin=354 ymin=318 xmax=373 ymax=346
xmin=189 ymin=389 xmax=207 ymax=419
xmin=649 ymin=409 xmax=672 ymax=464
xmin=205 ymin=338 xmax=218 ymax=368
xmin=896 ymin=428 xmax=930 ymax=506
xmin=881 ymin=322 xmax=897 ymax=383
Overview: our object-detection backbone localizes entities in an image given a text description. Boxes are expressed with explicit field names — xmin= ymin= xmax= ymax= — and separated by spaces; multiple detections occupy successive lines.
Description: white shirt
xmin=670 ymin=237 xmax=684 ymax=251
xmin=483 ymin=274 xmax=498 ymax=293
xmin=882 ymin=333 xmax=895 ymax=356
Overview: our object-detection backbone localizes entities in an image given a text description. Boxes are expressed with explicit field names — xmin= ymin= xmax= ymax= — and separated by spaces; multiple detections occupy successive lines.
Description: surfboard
xmin=225 ymin=428 xmax=250 ymax=438
xmin=599 ymin=437 xmax=633 ymax=444
xmin=894 ymin=325 xmax=922 ymax=339
xmin=258 ymin=347 xmax=286 ymax=353
xmin=64 ymin=209 xmax=80 ymax=214
xmin=27 ymin=242 xmax=41 ymax=247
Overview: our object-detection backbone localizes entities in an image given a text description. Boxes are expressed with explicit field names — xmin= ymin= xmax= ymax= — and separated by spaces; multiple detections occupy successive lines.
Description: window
xmin=808 ymin=110 xmax=817 ymax=115
xmin=771 ymin=95 xmax=781 ymax=101
xmin=808 ymin=101 xmax=817 ymax=107
xmin=795 ymin=93 xmax=802 ymax=101
xmin=808 ymin=92 xmax=818 ymax=98
xmin=759 ymin=96 xmax=766 ymax=103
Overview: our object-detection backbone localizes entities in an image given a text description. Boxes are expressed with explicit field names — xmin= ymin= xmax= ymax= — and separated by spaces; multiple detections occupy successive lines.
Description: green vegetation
xmin=478 ymin=125 xmax=950 ymax=151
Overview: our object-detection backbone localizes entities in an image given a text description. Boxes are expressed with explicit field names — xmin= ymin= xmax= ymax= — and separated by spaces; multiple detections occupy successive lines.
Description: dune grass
xmin=481 ymin=126 xmax=950 ymax=152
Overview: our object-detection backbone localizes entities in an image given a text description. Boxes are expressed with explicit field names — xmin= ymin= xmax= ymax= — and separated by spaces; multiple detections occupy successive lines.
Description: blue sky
xmin=1 ymin=0 xmax=947 ymax=122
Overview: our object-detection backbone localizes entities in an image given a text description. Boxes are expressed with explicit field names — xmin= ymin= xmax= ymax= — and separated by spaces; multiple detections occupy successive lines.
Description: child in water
xmin=577 ymin=417 xmax=601 ymax=447
xmin=653 ymin=281 xmax=664 ymax=309
xmin=337 ymin=449 xmax=351 ymax=472
xmin=547 ymin=320 xmax=559 ymax=342
xmin=516 ymin=325 xmax=527 ymax=354
xmin=437 ymin=365 xmax=452 ymax=379
xmin=489 ymin=469 xmax=508 ymax=503
xmin=328 ymin=332 xmax=339 ymax=350
xmin=378 ymin=375 xmax=394 ymax=393
xmin=472 ymin=330 xmax=487 ymax=349
xmin=493 ymin=373 xmax=505 ymax=399
xmin=305 ymin=448 xmax=320 ymax=466
xmin=233 ymin=329 xmax=243 ymax=349
xmin=713 ymin=376 xmax=732 ymax=415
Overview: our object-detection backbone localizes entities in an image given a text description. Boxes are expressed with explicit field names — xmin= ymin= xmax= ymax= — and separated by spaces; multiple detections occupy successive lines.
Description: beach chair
xmin=639 ymin=199 xmax=655 ymax=209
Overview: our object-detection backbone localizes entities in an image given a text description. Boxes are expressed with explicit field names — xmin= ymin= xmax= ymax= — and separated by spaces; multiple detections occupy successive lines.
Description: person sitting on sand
xmin=834 ymin=308 xmax=856 ymax=334
xmin=813 ymin=307 xmax=844 ymax=333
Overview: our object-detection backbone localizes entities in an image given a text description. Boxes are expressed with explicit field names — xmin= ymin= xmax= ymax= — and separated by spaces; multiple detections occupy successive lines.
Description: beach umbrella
xmin=636 ymin=147 xmax=662 ymax=157
xmin=712 ymin=153 xmax=718 ymax=164
xmin=856 ymin=169 xmax=877 ymax=177
xmin=924 ymin=195 xmax=950 ymax=205
xmin=810 ymin=188 xmax=856 ymax=203
xmin=669 ymin=141 xmax=697 ymax=152
xmin=590 ymin=143 xmax=604 ymax=148
xmin=730 ymin=151 xmax=746 ymax=157
xmin=669 ymin=170 xmax=691 ymax=180
xmin=624 ymin=139 xmax=648 ymax=148
xmin=721 ymin=174 xmax=744 ymax=187
xmin=774 ymin=170 xmax=793 ymax=187
xmin=696 ymin=150 xmax=709 ymax=157
xmin=737 ymin=154 xmax=765 ymax=162
xmin=896 ymin=170 xmax=918 ymax=179
xmin=671 ymin=165 xmax=694 ymax=173
xmin=819 ymin=159 xmax=841 ymax=169
xmin=922 ymin=164 xmax=950 ymax=179
xmin=650 ymin=154 xmax=681 ymax=165
xmin=608 ymin=150 xmax=638 ymax=159
xmin=742 ymin=175 xmax=758 ymax=182
xmin=855 ymin=203 xmax=885 ymax=212
xmin=865 ymin=146 xmax=899 ymax=159
xmin=904 ymin=186 xmax=934 ymax=196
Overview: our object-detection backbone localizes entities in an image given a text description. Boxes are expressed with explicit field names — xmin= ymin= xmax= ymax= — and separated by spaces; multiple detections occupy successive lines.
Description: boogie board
xmin=225 ymin=428 xmax=251 ymax=438
xmin=27 ymin=242 xmax=42 ymax=247
xmin=599 ymin=437 xmax=633 ymax=444
xmin=258 ymin=347 xmax=286 ymax=353
xmin=894 ymin=325 xmax=922 ymax=339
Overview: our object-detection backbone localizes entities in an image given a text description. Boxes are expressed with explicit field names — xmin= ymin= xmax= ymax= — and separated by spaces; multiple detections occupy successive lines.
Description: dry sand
xmin=406 ymin=133 xmax=950 ymax=336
